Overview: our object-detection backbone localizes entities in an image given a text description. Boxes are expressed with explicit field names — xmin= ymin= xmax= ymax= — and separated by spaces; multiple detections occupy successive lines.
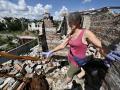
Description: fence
xmin=0 ymin=39 xmax=37 ymax=63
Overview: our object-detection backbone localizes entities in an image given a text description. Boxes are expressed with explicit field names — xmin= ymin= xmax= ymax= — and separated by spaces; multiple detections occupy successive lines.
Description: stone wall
xmin=83 ymin=15 xmax=91 ymax=29
xmin=89 ymin=11 xmax=120 ymax=49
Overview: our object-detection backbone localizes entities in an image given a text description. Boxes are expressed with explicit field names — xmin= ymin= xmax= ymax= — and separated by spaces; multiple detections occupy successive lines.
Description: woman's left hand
xmin=106 ymin=51 xmax=120 ymax=61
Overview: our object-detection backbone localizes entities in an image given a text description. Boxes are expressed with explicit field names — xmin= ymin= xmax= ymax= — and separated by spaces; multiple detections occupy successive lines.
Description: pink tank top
xmin=68 ymin=30 xmax=87 ymax=67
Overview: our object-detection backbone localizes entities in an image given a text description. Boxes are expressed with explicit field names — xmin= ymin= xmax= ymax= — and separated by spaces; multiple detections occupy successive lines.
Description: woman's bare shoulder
xmin=84 ymin=29 xmax=95 ymax=37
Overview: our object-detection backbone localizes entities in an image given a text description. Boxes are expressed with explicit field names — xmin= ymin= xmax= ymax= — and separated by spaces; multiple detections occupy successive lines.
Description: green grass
xmin=0 ymin=30 xmax=22 ymax=51
xmin=0 ymin=30 xmax=24 ymax=35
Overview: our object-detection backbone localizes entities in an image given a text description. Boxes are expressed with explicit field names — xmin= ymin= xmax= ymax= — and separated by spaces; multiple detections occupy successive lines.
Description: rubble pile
xmin=0 ymin=57 xmax=59 ymax=90
xmin=0 ymin=43 xmax=99 ymax=90
xmin=45 ymin=28 xmax=62 ymax=47
xmin=38 ymin=27 xmax=68 ymax=56
xmin=46 ymin=65 xmax=85 ymax=90
xmin=0 ymin=57 xmax=69 ymax=90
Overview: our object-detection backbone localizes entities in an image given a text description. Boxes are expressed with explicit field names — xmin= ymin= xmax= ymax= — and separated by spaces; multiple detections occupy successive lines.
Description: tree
xmin=0 ymin=22 xmax=6 ymax=31
xmin=3 ymin=17 xmax=29 ymax=32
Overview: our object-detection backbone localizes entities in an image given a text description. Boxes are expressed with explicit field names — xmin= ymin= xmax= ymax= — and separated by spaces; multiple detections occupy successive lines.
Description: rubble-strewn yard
xmin=0 ymin=7 xmax=120 ymax=90
xmin=0 ymin=43 xmax=109 ymax=90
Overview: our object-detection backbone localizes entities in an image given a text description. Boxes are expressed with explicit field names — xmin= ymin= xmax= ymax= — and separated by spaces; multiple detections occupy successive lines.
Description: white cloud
xmin=82 ymin=0 xmax=92 ymax=3
xmin=34 ymin=3 xmax=44 ymax=15
xmin=18 ymin=0 xmax=28 ymax=11
xmin=89 ymin=8 xmax=95 ymax=10
xmin=59 ymin=6 xmax=69 ymax=16
xmin=44 ymin=4 xmax=52 ymax=13
xmin=0 ymin=0 xmax=17 ymax=11
xmin=54 ymin=11 xmax=62 ymax=20
xmin=53 ymin=6 xmax=69 ymax=20
xmin=0 ymin=0 xmax=52 ymax=19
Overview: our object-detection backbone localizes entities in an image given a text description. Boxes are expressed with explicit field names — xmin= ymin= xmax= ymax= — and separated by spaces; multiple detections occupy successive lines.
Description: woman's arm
xmin=85 ymin=30 xmax=107 ymax=57
xmin=51 ymin=37 xmax=70 ymax=53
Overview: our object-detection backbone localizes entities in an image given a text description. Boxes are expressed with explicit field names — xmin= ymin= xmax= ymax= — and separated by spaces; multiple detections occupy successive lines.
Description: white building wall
xmin=28 ymin=22 xmax=42 ymax=31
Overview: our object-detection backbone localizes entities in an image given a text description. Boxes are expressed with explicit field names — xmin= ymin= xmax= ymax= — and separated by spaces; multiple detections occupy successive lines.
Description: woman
xmin=42 ymin=12 xmax=120 ymax=88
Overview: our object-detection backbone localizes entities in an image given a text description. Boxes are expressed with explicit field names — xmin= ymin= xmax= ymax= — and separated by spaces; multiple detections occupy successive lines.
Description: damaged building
xmin=0 ymin=6 xmax=120 ymax=90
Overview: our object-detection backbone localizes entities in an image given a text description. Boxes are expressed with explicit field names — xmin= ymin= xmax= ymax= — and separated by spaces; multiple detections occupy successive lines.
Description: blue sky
xmin=0 ymin=0 xmax=120 ymax=19
xmin=11 ymin=0 xmax=120 ymax=11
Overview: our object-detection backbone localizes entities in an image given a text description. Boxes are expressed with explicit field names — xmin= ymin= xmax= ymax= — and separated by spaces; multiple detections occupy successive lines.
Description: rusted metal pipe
xmin=0 ymin=52 xmax=40 ymax=61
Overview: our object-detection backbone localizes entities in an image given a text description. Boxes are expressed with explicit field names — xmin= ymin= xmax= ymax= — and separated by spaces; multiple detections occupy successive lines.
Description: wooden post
xmin=39 ymin=21 xmax=49 ymax=52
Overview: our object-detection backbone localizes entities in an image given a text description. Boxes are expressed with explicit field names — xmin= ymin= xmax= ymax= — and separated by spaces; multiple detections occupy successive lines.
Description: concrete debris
xmin=0 ymin=78 xmax=5 ymax=85
xmin=116 ymin=42 xmax=120 ymax=51
xmin=25 ymin=65 xmax=33 ymax=74
xmin=0 ymin=44 xmax=102 ymax=90
xmin=0 ymin=78 xmax=12 ymax=89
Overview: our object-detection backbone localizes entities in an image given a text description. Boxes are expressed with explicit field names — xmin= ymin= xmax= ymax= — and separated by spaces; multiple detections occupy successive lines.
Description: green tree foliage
xmin=0 ymin=35 xmax=19 ymax=51
xmin=1 ymin=17 xmax=29 ymax=32
xmin=0 ymin=22 xmax=6 ymax=31
xmin=4 ymin=17 xmax=22 ymax=31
